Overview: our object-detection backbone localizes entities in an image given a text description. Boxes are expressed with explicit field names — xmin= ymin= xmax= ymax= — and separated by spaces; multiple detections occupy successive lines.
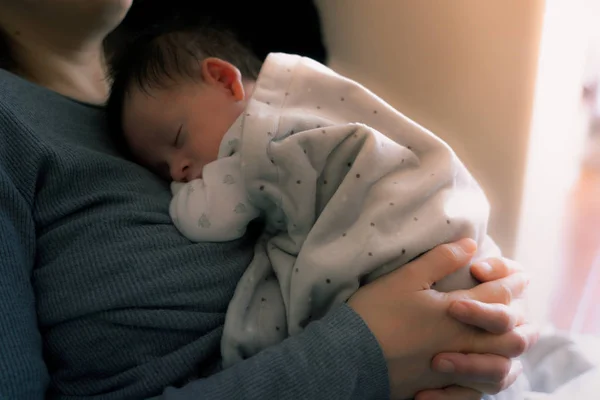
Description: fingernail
xmin=477 ymin=261 xmax=493 ymax=275
xmin=455 ymin=238 xmax=477 ymax=254
xmin=436 ymin=359 xmax=455 ymax=373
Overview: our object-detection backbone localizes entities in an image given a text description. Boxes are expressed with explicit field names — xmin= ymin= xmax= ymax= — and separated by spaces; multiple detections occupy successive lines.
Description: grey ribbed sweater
xmin=0 ymin=68 xmax=388 ymax=399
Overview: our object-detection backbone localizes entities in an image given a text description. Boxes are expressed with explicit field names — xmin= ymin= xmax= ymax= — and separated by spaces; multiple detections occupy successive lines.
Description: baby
xmin=107 ymin=24 xmax=527 ymax=398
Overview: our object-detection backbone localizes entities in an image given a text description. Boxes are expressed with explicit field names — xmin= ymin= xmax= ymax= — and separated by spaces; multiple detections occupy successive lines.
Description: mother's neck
xmin=13 ymin=37 xmax=109 ymax=105
xmin=0 ymin=2 xmax=129 ymax=105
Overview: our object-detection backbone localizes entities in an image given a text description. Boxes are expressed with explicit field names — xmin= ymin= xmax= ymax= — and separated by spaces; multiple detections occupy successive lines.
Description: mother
xmin=0 ymin=1 xmax=537 ymax=399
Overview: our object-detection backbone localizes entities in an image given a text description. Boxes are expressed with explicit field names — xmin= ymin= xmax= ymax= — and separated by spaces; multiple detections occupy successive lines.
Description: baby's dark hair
xmin=106 ymin=20 xmax=263 ymax=154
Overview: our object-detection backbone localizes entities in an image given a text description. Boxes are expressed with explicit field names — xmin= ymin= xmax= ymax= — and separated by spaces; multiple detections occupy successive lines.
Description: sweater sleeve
xmin=150 ymin=304 xmax=389 ymax=400
xmin=0 ymin=165 xmax=49 ymax=399
xmin=0 ymin=142 xmax=388 ymax=400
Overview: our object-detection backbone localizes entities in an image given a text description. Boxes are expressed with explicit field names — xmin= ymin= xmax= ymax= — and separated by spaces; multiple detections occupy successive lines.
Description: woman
xmin=0 ymin=1 xmax=537 ymax=399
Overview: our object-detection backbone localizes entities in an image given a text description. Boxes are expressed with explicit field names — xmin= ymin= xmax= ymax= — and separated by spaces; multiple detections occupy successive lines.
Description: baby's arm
xmin=169 ymin=155 xmax=260 ymax=242
xmin=242 ymin=122 xmax=499 ymax=334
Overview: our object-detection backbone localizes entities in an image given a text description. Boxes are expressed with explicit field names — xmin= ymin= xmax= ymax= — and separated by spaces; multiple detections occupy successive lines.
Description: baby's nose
xmin=170 ymin=160 xmax=191 ymax=182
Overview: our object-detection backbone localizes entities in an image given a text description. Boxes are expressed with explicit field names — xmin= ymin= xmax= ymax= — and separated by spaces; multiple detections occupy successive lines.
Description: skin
xmin=0 ymin=1 xmax=539 ymax=399
xmin=122 ymin=58 xmax=252 ymax=181
xmin=0 ymin=0 xmax=132 ymax=104
xmin=350 ymin=240 xmax=535 ymax=399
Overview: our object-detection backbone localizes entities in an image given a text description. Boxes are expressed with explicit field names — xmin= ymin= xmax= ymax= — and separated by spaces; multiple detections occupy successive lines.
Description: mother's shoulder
xmin=0 ymin=67 xmax=27 ymax=90
xmin=0 ymin=68 xmax=34 ymax=107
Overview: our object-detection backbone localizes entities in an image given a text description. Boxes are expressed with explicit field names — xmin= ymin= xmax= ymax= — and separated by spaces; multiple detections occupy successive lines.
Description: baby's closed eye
xmin=174 ymin=124 xmax=186 ymax=148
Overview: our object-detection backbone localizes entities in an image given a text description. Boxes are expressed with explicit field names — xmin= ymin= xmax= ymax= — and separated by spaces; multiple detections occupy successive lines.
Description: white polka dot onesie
xmin=168 ymin=53 xmax=502 ymax=371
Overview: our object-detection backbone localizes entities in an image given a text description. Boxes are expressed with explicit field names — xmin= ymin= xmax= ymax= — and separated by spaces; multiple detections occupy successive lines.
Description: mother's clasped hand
xmin=348 ymin=238 xmax=538 ymax=399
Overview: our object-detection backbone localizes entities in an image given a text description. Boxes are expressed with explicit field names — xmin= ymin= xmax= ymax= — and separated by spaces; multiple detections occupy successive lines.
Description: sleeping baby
xmin=107 ymin=23 xmax=528 ymax=399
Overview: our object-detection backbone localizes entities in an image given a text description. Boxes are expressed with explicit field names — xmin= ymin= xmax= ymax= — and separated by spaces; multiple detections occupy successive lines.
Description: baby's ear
xmin=201 ymin=57 xmax=245 ymax=101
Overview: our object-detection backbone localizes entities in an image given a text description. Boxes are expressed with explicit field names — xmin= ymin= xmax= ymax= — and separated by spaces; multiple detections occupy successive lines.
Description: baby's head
xmin=107 ymin=23 xmax=262 ymax=181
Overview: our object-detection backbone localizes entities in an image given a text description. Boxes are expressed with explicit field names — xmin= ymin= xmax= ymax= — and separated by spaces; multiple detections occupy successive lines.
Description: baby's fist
xmin=170 ymin=181 xmax=186 ymax=196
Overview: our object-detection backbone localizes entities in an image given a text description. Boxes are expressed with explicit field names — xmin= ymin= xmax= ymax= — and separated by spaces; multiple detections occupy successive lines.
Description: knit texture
xmin=0 ymin=69 xmax=388 ymax=399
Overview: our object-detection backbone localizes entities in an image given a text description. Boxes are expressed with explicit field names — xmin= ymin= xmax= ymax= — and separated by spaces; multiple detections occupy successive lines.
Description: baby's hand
xmin=170 ymin=181 xmax=186 ymax=196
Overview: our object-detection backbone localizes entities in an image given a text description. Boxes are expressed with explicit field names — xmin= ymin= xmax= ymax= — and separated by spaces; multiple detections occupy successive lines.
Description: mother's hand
xmin=416 ymin=257 xmax=538 ymax=400
xmin=347 ymin=239 xmax=538 ymax=400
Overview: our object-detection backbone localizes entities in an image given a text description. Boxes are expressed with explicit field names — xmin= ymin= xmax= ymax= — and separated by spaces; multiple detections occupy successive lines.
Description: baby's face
xmin=121 ymin=58 xmax=248 ymax=182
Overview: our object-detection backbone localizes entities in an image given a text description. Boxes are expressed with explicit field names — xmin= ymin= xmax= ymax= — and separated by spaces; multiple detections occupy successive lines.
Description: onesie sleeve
xmin=169 ymin=154 xmax=260 ymax=242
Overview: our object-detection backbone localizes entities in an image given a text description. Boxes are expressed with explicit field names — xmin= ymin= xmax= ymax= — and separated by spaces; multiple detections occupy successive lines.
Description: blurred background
xmin=312 ymin=0 xmax=600 ymax=338
xmin=122 ymin=0 xmax=600 ymax=339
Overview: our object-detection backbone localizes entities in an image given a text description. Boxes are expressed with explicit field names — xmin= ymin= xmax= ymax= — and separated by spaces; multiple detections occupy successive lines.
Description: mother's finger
xmin=415 ymin=385 xmax=483 ymax=400
xmin=456 ymin=359 xmax=523 ymax=395
xmin=457 ymin=272 xmax=529 ymax=306
xmin=431 ymin=353 xmax=513 ymax=384
xmin=431 ymin=353 xmax=522 ymax=395
xmin=470 ymin=323 xmax=540 ymax=358
xmin=393 ymin=239 xmax=477 ymax=291
xmin=448 ymin=298 xmax=527 ymax=334
xmin=470 ymin=257 xmax=524 ymax=283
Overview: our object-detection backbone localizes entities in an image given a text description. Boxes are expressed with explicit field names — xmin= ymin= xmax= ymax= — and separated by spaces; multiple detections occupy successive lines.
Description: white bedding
xmin=523 ymin=331 xmax=600 ymax=399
